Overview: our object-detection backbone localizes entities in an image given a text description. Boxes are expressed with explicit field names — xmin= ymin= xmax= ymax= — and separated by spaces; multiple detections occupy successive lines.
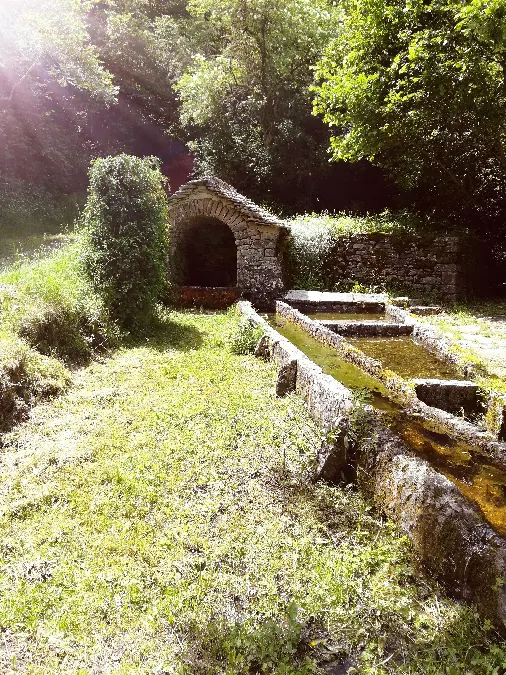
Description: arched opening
xmin=181 ymin=217 xmax=237 ymax=287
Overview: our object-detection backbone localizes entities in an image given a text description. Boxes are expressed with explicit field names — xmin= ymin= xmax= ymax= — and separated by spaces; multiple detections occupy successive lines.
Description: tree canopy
xmin=174 ymin=0 xmax=348 ymax=210
xmin=3 ymin=0 xmax=506 ymax=239
xmin=312 ymin=0 xmax=506 ymax=233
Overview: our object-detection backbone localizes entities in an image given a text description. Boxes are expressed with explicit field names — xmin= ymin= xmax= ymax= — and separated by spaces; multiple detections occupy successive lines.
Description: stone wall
xmin=291 ymin=234 xmax=463 ymax=302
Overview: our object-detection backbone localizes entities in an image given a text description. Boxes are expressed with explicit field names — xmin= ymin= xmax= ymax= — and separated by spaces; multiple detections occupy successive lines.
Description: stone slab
xmin=413 ymin=378 xmax=480 ymax=416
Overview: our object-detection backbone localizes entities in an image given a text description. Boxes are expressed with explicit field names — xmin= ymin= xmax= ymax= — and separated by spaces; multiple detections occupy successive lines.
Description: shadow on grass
xmin=180 ymin=610 xmax=315 ymax=674
xmin=124 ymin=314 xmax=205 ymax=353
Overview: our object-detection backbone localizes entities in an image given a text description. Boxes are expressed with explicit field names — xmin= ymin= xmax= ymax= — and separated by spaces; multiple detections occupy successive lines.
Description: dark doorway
xmin=182 ymin=217 xmax=237 ymax=287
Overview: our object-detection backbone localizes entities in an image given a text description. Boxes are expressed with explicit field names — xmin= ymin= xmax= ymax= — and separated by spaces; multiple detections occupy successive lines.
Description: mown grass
xmin=1 ymin=309 xmax=505 ymax=674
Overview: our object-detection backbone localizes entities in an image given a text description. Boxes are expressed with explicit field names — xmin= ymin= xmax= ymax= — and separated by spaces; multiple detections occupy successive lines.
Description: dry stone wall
xmin=304 ymin=234 xmax=463 ymax=302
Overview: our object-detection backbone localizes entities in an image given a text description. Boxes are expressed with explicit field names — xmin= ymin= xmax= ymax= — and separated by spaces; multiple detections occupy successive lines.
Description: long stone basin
xmin=240 ymin=300 xmax=506 ymax=630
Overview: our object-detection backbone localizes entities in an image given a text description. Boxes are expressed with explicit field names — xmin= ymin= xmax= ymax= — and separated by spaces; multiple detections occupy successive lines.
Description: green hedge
xmin=81 ymin=154 xmax=169 ymax=332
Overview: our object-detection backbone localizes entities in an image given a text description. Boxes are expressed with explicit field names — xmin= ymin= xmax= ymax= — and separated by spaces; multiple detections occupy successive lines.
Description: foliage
xmin=0 ymin=0 xmax=392 ymax=232
xmin=0 ymin=0 xmax=116 ymax=105
xmin=312 ymin=0 xmax=506 ymax=235
xmin=0 ymin=309 xmax=505 ymax=672
xmin=0 ymin=0 xmax=117 ymax=235
xmin=175 ymin=0 xmax=347 ymax=212
xmin=0 ymin=187 xmax=82 ymax=238
xmin=81 ymin=154 xmax=169 ymax=331
xmin=228 ymin=316 xmax=264 ymax=354
xmin=0 ymin=242 xmax=118 ymax=363
xmin=283 ymin=210 xmax=432 ymax=291
xmin=90 ymin=0 xmax=190 ymax=130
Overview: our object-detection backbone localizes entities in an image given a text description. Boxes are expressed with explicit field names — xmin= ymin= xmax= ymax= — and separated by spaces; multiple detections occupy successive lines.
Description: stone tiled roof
xmin=168 ymin=177 xmax=286 ymax=228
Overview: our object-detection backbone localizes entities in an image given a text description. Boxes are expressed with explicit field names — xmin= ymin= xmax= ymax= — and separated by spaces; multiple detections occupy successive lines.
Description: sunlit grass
xmin=0 ymin=310 xmax=505 ymax=673
xmin=0 ymin=240 xmax=117 ymax=364
xmin=0 ymin=234 xmax=73 ymax=272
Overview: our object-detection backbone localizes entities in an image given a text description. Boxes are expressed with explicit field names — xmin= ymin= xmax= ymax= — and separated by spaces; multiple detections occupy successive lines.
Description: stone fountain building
xmin=167 ymin=177 xmax=287 ymax=307
xmin=168 ymin=176 xmax=474 ymax=306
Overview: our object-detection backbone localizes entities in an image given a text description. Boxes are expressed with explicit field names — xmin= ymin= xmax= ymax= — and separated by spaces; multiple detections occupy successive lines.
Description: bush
xmin=0 ymin=331 xmax=70 ymax=432
xmin=0 ymin=243 xmax=118 ymax=364
xmin=81 ymin=154 xmax=169 ymax=331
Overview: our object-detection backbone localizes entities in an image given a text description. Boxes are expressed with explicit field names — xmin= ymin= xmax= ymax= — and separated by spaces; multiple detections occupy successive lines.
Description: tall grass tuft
xmin=0 ymin=240 xmax=119 ymax=364
xmin=0 ymin=329 xmax=70 ymax=431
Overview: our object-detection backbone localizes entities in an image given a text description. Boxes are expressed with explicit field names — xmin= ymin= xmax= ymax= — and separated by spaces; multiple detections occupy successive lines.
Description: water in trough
xmin=267 ymin=314 xmax=506 ymax=536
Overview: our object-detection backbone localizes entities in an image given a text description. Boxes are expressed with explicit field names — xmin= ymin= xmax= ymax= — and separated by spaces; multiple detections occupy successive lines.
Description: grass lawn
xmin=1 ymin=310 xmax=505 ymax=674
xmin=419 ymin=302 xmax=506 ymax=390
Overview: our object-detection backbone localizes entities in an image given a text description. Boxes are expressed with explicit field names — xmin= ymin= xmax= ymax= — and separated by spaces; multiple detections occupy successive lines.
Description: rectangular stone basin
xmin=284 ymin=290 xmax=386 ymax=314
xmin=307 ymin=312 xmax=391 ymax=321
xmin=348 ymin=336 xmax=465 ymax=381
xmin=320 ymin=320 xmax=413 ymax=337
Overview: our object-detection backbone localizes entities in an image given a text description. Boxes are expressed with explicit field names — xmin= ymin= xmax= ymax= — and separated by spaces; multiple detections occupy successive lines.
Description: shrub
xmin=0 ymin=331 xmax=70 ymax=432
xmin=81 ymin=154 xmax=169 ymax=331
xmin=229 ymin=318 xmax=264 ymax=355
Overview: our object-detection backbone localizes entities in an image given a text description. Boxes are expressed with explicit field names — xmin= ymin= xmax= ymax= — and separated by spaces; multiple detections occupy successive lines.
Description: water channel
xmin=267 ymin=313 xmax=506 ymax=536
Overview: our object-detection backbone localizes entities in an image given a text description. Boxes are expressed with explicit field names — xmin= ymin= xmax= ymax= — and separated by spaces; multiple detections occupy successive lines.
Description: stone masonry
xmin=168 ymin=178 xmax=467 ymax=304
xmin=323 ymin=234 xmax=462 ymax=302
xmin=167 ymin=177 xmax=287 ymax=306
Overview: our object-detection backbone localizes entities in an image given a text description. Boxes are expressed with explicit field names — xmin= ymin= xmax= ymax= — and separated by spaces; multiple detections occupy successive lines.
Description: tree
xmin=0 ymin=0 xmax=116 ymax=105
xmin=0 ymin=0 xmax=118 ymax=232
xmin=175 ymin=0 xmax=345 ymax=212
xmin=312 ymin=0 xmax=506 ymax=234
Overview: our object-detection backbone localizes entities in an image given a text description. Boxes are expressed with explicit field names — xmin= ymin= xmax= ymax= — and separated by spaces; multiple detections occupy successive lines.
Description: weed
xmin=228 ymin=317 xmax=264 ymax=355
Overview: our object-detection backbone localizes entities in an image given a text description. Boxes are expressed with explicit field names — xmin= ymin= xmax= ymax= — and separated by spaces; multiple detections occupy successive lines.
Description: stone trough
xmin=284 ymin=289 xmax=386 ymax=314
xmin=277 ymin=296 xmax=484 ymax=422
xmin=413 ymin=378 xmax=480 ymax=417
xmin=319 ymin=320 xmax=413 ymax=337
xmin=239 ymin=300 xmax=506 ymax=630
